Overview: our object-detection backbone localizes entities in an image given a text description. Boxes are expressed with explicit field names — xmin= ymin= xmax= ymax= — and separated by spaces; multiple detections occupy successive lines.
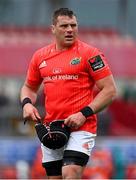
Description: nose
xmin=67 ymin=25 xmax=73 ymax=32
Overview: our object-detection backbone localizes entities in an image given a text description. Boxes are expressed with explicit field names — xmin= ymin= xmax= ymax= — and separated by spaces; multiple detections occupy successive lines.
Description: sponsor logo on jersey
xmin=53 ymin=68 xmax=62 ymax=74
xmin=70 ymin=57 xmax=81 ymax=65
xmin=39 ymin=60 xmax=47 ymax=68
xmin=44 ymin=74 xmax=79 ymax=82
xmin=88 ymin=55 xmax=105 ymax=71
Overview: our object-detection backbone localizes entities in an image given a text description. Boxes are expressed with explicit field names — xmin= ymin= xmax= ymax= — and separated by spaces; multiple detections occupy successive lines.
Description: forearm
xmin=20 ymin=83 xmax=39 ymax=104
xmin=87 ymin=75 xmax=117 ymax=114
xmin=20 ymin=82 xmax=41 ymax=122
xmin=88 ymin=87 xmax=116 ymax=113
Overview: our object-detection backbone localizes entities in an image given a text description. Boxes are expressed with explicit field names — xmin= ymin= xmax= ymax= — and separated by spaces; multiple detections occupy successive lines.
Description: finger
xmin=70 ymin=125 xmax=76 ymax=129
xmin=64 ymin=118 xmax=72 ymax=127
xmin=73 ymin=125 xmax=79 ymax=129
xmin=34 ymin=109 xmax=41 ymax=120
xmin=32 ymin=108 xmax=42 ymax=123
xmin=24 ymin=118 xmax=29 ymax=125
xmin=31 ymin=113 xmax=39 ymax=122
xmin=23 ymin=115 xmax=32 ymax=124
xmin=64 ymin=118 xmax=68 ymax=125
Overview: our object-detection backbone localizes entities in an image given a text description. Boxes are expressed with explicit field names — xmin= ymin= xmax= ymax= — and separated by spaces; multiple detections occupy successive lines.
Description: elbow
xmin=109 ymin=85 xmax=117 ymax=101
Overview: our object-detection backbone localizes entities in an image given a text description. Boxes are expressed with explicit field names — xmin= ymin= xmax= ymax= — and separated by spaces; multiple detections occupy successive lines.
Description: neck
xmin=55 ymin=41 xmax=77 ymax=51
xmin=55 ymin=44 xmax=71 ymax=51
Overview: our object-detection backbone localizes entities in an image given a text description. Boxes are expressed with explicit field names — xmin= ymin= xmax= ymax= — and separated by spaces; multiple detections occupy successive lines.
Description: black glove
xmin=35 ymin=120 xmax=70 ymax=149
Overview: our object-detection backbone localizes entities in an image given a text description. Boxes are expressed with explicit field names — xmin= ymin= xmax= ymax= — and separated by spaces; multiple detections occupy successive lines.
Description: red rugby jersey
xmin=26 ymin=40 xmax=112 ymax=134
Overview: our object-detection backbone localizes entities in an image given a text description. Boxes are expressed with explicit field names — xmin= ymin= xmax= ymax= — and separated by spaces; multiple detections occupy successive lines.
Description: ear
xmin=51 ymin=25 xmax=55 ymax=34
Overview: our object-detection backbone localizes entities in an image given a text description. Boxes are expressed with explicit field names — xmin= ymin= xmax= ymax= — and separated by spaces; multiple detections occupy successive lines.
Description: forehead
xmin=56 ymin=15 xmax=77 ymax=25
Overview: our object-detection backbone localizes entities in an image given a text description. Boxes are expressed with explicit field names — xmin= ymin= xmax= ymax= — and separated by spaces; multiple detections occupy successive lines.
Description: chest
xmin=39 ymin=52 xmax=86 ymax=78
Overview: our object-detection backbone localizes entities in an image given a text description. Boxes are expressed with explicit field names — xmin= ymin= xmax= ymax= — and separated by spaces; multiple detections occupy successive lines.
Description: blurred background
xmin=0 ymin=0 xmax=136 ymax=179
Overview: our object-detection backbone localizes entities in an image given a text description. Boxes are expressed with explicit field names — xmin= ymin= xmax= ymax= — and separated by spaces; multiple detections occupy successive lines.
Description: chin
xmin=65 ymin=41 xmax=74 ymax=46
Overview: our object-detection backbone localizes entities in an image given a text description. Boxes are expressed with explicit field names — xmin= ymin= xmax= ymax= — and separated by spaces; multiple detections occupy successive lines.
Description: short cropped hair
xmin=52 ymin=8 xmax=76 ymax=25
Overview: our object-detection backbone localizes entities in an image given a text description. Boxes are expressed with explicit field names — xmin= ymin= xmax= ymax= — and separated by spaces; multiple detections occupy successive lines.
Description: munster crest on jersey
xmin=70 ymin=57 xmax=81 ymax=65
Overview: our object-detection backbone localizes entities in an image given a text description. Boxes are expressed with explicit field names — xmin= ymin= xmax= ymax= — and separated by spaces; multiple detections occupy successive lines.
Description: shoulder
xmin=31 ymin=43 xmax=55 ymax=65
xmin=34 ymin=43 xmax=55 ymax=58
xmin=77 ymin=40 xmax=96 ymax=50
xmin=77 ymin=40 xmax=99 ymax=57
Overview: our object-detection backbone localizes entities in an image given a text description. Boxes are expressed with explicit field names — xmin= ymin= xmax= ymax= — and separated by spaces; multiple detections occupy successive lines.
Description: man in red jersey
xmin=20 ymin=8 xmax=117 ymax=179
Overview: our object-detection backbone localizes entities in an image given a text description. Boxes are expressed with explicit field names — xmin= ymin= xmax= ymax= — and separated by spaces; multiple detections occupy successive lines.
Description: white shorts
xmin=41 ymin=131 xmax=96 ymax=163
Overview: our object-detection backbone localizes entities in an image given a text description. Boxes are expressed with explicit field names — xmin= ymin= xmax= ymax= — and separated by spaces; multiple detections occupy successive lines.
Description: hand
xmin=23 ymin=103 xmax=41 ymax=124
xmin=64 ymin=112 xmax=86 ymax=129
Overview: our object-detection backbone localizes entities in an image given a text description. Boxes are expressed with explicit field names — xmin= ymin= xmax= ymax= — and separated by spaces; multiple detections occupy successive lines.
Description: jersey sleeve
xmin=26 ymin=50 xmax=43 ymax=87
xmin=86 ymin=48 xmax=112 ymax=81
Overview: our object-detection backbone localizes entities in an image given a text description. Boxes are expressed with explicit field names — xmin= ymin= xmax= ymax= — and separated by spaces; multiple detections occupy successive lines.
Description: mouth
xmin=65 ymin=35 xmax=74 ymax=41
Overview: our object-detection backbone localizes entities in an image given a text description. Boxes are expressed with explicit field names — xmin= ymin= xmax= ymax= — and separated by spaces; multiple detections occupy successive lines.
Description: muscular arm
xmin=65 ymin=75 xmax=117 ymax=129
xmin=20 ymin=82 xmax=41 ymax=122
xmin=20 ymin=82 xmax=39 ymax=104
xmin=89 ymin=75 xmax=117 ymax=113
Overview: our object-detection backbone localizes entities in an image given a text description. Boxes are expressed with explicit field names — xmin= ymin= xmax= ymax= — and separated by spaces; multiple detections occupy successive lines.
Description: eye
xmin=60 ymin=24 xmax=68 ymax=28
xmin=71 ymin=24 xmax=77 ymax=28
xmin=60 ymin=24 xmax=77 ymax=29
